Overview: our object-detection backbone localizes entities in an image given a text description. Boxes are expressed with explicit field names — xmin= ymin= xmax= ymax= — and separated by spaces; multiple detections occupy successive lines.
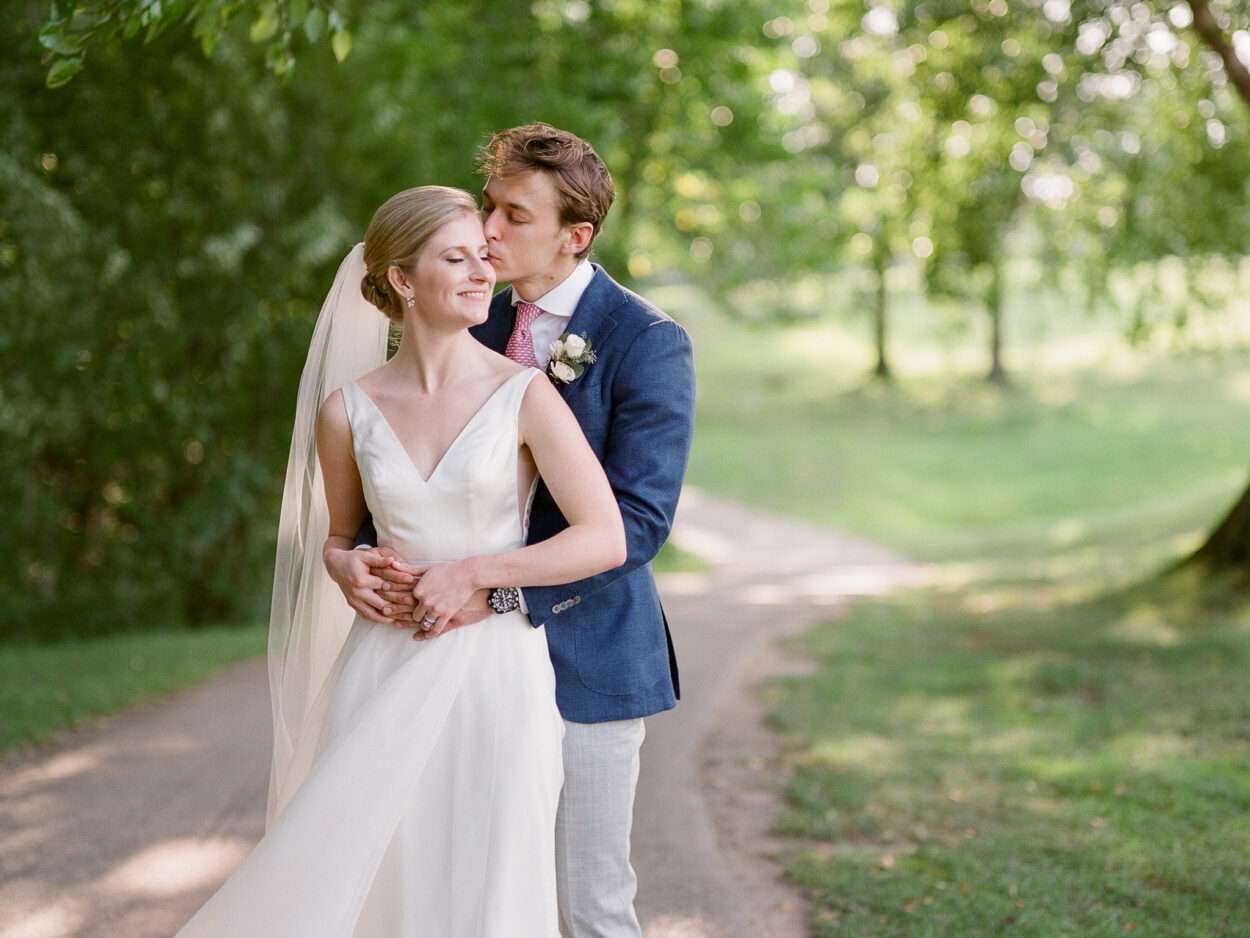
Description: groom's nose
xmin=482 ymin=209 xmax=502 ymax=241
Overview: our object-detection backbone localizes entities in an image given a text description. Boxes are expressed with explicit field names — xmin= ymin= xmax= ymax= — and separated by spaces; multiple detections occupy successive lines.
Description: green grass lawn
xmin=652 ymin=283 xmax=1250 ymax=936
xmin=0 ymin=624 xmax=266 ymax=756
xmin=770 ymin=584 xmax=1250 ymax=936
xmin=664 ymin=283 xmax=1250 ymax=566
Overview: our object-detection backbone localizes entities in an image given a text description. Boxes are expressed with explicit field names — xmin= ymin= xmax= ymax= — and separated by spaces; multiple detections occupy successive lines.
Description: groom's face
xmin=481 ymin=172 xmax=570 ymax=283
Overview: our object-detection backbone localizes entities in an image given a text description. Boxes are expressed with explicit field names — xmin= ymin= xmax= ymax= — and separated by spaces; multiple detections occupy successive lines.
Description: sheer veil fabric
xmin=266 ymin=243 xmax=390 ymax=827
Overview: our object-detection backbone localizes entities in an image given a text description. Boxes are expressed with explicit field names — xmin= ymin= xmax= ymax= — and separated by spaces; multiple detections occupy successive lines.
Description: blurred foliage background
xmin=4 ymin=0 xmax=1249 ymax=642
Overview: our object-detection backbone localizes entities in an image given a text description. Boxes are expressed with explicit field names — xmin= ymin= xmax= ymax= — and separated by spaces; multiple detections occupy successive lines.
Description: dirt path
xmin=0 ymin=487 xmax=916 ymax=938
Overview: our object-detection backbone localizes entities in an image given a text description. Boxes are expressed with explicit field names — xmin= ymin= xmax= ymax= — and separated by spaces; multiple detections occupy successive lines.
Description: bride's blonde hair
xmin=361 ymin=186 xmax=480 ymax=323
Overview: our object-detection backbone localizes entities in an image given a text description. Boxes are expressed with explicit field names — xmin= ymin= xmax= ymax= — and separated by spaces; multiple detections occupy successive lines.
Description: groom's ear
xmin=562 ymin=221 xmax=594 ymax=257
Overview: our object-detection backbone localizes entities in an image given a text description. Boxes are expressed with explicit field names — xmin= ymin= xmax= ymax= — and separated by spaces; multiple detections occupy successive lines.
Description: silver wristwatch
xmin=488 ymin=586 xmax=521 ymax=614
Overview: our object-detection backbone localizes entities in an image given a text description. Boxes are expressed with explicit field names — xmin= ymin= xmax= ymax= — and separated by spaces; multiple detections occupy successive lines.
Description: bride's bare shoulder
xmin=518 ymin=368 xmax=568 ymax=421
xmin=316 ymin=387 xmax=351 ymax=441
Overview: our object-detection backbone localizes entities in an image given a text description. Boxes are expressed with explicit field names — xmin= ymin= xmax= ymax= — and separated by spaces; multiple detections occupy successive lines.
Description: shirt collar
xmin=509 ymin=259 xmax=594 ymax=319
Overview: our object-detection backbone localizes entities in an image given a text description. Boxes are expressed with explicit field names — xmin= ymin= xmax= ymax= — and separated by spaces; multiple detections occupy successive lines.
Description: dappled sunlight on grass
xmin=1108 ymin=603 xmax=1184 ymax=647
xmin=967 ymin=726 xmax=1055 ymax=756
xmin=896 ymin=696 xmax=975 ymax=737
xmin=1228 ymin=370 xmax=1250 ymax=401
xmin=1106 ymin=732 xmax=1196 ymax=770
xmin=806 ymin=734 xmax=905 ymax=775
xmin=658 ymin=279 xmax=1250 ymax=932
xmin=679 ymin=298 xmax=1250 ymax=566
xmin=771 ymin=585 xmax=1250 ymax=934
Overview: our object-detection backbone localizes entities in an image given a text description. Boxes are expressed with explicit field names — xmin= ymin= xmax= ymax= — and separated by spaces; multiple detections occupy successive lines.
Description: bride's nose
xmin=469 ymin=257 xmax=493 ymax=282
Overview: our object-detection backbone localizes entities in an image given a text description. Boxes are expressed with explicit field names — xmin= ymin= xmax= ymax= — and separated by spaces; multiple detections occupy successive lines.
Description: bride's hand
xmin=409 ymin=560 xmax=480 ymax=636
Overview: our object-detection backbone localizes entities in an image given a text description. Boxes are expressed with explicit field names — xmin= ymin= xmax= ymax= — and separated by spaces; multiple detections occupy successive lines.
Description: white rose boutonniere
xmin=547 ymin=330 xmax=597 ymax=385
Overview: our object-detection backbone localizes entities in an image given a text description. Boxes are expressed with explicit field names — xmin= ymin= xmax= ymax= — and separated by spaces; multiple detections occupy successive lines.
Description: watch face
xmin=490 ymin=589 xmax=513 ymax=614
xmin=491 ymin=587 xmax=518 ymax=614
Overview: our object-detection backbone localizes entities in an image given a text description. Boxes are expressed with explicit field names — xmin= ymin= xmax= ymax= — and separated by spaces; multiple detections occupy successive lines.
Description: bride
xmin=176 ymin=186 xmax=626 ymax=937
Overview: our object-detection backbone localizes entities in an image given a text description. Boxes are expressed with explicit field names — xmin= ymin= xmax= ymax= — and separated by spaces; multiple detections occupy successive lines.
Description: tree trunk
xmin=986 ymin=258 xmax=1007 ymax=384
xmin=1183 ymin=1 xmax=1250 ymax=574
xmin=871 ymin=235 xmax=892 ymax=380
xmin=1187 ymin=1 xmax=1250 ymax=109
xmin=1191 ymin=477 xmax=1250 ymax=570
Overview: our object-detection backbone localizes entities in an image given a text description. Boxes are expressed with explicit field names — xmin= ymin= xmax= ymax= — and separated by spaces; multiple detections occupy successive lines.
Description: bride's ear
xmin=386 ymin=265 xmax=416 ymax=304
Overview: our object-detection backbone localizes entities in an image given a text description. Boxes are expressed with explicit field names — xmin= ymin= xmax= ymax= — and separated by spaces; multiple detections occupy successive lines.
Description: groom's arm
xmin=522 ymin=318 xmax=695 ymax=624
xmin=353 ymin=516 xmax=378 ymax=548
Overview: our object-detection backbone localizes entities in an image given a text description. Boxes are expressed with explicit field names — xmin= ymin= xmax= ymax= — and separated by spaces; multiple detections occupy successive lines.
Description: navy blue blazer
xmin=359 ymin=265 xmax=696 ymax=723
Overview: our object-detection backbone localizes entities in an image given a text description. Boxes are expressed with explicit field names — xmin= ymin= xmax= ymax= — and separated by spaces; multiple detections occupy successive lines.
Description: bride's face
xmin=406 ymin=213 xmax=495 ymax=328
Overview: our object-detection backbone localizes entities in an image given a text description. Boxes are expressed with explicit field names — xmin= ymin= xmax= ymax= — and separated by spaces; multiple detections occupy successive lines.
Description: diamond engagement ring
xmin=420 ymin=615 xmax=437 ymax=630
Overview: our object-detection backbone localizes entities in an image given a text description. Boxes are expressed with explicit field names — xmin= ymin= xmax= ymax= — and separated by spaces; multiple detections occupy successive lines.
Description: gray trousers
xmin=556 ymin=718 xmax=646 ymax=938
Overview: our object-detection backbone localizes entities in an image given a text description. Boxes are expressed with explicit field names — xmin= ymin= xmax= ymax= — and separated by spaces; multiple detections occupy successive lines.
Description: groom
xmin=325 ymin=122 xmax=696 ymax=937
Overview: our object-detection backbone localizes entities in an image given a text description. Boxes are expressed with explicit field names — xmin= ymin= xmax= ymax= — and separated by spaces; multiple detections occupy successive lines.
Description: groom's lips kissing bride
xmin=326 ymin=123 xmax=696 ymax=936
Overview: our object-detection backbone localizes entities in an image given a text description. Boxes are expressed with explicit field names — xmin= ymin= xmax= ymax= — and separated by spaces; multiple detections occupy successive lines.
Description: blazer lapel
xmin=471 ymin=289 xmax=516 ymax=355
xmin=555 ymin=265 xmax=621 ymax=397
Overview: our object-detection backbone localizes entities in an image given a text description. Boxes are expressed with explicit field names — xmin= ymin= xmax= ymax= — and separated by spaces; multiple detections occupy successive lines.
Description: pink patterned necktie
xmin=505 ymin=301 xmax=544 ymax=368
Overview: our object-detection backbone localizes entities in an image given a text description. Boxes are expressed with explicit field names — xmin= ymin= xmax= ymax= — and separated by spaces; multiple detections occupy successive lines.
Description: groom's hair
xmin=477 ymin=123 xmax=615 ymax=259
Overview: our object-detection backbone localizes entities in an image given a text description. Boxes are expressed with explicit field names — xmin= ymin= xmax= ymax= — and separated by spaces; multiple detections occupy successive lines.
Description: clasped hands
xmin=325 ymin=546 xmax=493 ymax=641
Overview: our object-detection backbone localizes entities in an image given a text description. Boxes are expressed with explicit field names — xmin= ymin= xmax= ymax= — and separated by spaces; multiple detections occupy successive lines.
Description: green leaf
xmin=303 ymin=7 xmax=325 ymax=41
xmin=122 ymin=15 xmax=143 ymax=39
xmin=288 ymin=0 xmax=309 ymax=30
xmin=250 ymin=8 xmax=280 ymax=43
xmin=38 ymin=25 xmax=83 ymax=56
xmin=38 ymin=20 xmax=62 ymax=48
xmin=45 ymin=56 xmax=83 ymax=89
xmin=331 ymin=28 xmax=352 ymax=62
xmin=200 ymin=31 xmax=218 ymax=57
xmin=266 ymin=42 xmax=295 ymax=75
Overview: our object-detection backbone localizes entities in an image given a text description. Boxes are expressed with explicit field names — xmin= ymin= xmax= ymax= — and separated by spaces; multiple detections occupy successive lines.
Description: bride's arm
xmin=411 ymin=376 xmax=626 ymax=633
xmin=316 ymin=390 xmax=369 ymax=554
xmin=315 ymin=390 xmax=400 ymax=624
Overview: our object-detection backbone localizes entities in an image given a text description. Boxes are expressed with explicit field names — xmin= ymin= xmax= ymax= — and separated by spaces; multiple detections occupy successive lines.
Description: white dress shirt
xmin=507 ymin=259 xmax=594 ymax=615
xmin=510 ymin=259 xmax=595 ymax=369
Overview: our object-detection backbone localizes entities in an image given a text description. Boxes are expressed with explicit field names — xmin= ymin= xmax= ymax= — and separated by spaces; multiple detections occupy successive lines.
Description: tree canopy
xmin=6 ymin=0 xmax=1249 ymax=638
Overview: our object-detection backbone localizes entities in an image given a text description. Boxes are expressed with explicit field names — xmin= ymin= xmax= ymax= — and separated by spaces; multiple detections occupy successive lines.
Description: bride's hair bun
xmin=361 ymin=186 xmax=481 ymax=324
xmin=360 ymin=271 xmax=392 ymax=315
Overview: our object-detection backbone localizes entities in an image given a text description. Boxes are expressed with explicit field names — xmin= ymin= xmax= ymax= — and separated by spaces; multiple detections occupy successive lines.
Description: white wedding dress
xmin=177 ymin=367 xmax=564 ymax=937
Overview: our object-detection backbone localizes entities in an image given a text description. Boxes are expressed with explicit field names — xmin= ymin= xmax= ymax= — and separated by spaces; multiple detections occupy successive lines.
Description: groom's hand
xmin=324 ymin=545 xmax=407 ymax=624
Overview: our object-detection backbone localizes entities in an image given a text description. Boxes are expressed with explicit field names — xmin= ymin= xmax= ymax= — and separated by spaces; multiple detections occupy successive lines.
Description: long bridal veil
xmin=265 ymin=243 xmax=390 ymax=828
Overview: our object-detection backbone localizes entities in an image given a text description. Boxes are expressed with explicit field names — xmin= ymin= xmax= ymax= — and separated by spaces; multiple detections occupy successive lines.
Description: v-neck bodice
xmin=341 ymin=369 xmax=541 ymax=562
